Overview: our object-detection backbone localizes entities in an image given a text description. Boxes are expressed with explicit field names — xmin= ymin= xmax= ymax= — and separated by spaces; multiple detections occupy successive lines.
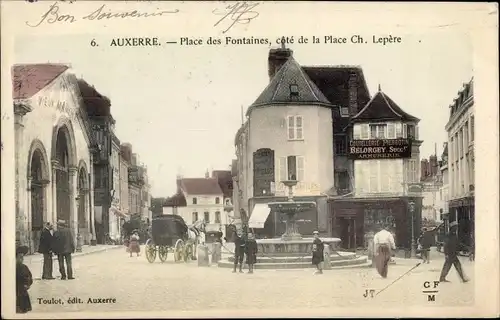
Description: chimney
xmin=176 ymin=174 xmax=183 ymax=193
xmin=205 ymin=169 xmax=210 ymax=178
xmin=348 ymin=72 xmax=359 ymax=115
xmin=268 ymin=47 xmax=293 ymax=81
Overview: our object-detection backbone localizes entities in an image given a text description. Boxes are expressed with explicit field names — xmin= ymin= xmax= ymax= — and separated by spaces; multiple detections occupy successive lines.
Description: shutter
xmin=296 ymin=116 xmax=303 ymax=139
xmin=403 ymin=124 xmax=407 ymax=138
xmin=278 ymin=157 xmax=287 ymax=183
xmin=395 ymin=123 xmax=403 ymax=138
xmin=380 ymin=160 xmax=390 ymax=192
xmin=361 ymin=124 xmax=369 ymax=139
xmin=388 ymin=123 xmax=396 ymax=139
xmin=297 ymin=156 xmax=305 ymax=181
xmin=353 ymin=125 xmax=361 ymax=139
xmin=287 ymin=116 xmax=295 ymax=140
xmin=369 ymin=161 xmax=378 ymax=193
xmin=354 ymin=161 xmax=364 ymax=194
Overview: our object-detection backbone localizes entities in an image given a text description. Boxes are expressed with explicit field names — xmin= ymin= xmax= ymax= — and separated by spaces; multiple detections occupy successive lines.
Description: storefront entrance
xmin=338 ymin=217 xmax=357 ymax=250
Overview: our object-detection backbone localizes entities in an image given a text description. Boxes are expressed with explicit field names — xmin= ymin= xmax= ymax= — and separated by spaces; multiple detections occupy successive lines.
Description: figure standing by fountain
xmin=245 ymin=233 xmax=258 ymax=274
xmin=312 ymin=231 xmax=324 ymax=274
xmin=232 ymin=229 xmax=246 ymax=273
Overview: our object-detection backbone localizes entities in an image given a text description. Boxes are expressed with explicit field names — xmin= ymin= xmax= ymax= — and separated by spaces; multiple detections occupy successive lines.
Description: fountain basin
xmin=256 ymin=237 xmax=341 ymax=257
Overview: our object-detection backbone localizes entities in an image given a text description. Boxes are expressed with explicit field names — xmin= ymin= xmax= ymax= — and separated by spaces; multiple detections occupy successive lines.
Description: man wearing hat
xmin=52 ymin=220 xmax=75 ymax=280
xmin=373 ymin=224 xmax=396 ymax=278
xmin=312 ymin=231 xmax=324 ymax=274
xmin=38 ymin=222 xmax=55 ymax=280
xmin=16 ymin=245 xmax=33 ymax=313
xmin=439 ymin=220 xmax=469 ymax=283
xmin=232 ymin=228 xmax=246 ymax=273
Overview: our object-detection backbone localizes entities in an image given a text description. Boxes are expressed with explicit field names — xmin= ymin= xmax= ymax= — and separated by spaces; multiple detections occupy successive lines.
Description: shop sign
xmin=348 ymin=138 xmax=412 ymax=160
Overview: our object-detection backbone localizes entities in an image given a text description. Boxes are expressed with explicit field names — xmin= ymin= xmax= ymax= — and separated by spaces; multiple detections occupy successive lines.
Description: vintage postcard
xmin=1 ymin=1 xmax=498 ymax=318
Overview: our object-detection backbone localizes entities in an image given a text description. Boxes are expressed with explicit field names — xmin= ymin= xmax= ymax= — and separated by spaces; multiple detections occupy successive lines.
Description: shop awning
xmin=248 ymin=204 xmax=271 ymax=229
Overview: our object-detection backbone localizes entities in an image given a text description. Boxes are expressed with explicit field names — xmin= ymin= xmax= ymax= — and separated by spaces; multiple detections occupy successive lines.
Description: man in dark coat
xmin=417 ymin=227 xmax=436 ymax=264
xmin=232 ymin=229 xmax=245 ymax=273
xmin=439 ymin=221 xmax=469 ymax=283
xmin=16 ymin=245 xmax=33 ymax=313
xmin=38 ymin=222 xmax=55 ymax=280
xmin=245 ymin=232 xmax=258 ymax=274
xmin=312 ymin=231 xmax=324 ymax=274
xmin=53 ymin=220 xmax=75 ymax=280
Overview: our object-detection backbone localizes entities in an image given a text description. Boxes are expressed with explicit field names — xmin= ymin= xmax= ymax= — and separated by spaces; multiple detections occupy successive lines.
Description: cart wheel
xmin=158 ymin=245 xmax=168 ymax=262
xmin=184 ymin=243 xmax=193 ymax=262
xmin=145 ymin=239 xmax=156 ymax=263
xmin=174 ymin=239 xmax=184 ymax=262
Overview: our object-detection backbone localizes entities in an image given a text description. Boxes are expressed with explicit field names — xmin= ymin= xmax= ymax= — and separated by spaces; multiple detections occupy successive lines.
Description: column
xmin=51 ymin=160 xmax=58 ymax=224
xmin=14 ymin=104 xmax=31 ymax=246
xmin=69 ymin=166 xmax=78 ymax=243
xmin=26 ymin=177 xmax=33 ymax=253
xmin=89 ymin=153 xmax=97 ymax=245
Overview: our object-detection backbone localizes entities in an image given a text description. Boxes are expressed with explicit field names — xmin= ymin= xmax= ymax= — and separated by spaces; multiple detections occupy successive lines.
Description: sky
xmin=13 ymin=31 xmax=473 ymax=197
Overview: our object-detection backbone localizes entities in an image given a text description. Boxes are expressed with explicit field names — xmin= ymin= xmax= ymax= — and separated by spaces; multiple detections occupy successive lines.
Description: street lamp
xmin=409 ymin=200 xmax=416 ymax=257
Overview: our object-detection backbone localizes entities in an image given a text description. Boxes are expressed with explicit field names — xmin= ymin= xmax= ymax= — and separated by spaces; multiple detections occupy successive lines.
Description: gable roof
xmin=180 ymin=178 xmax=223 ymax=196
xmin=248 ymin=56 xmax=333 ymax=113
xmin=352 ymin=89 xmax=419 ymax=122
xmin=11 ymin=64 xmax=69 ymax=100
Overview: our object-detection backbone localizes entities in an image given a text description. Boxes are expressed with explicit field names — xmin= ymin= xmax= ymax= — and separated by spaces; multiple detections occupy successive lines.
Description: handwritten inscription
xmin=213 ymin=2 xmax=260 ymax=34
xmin=26 ymin=2 xmax=179 ymax=27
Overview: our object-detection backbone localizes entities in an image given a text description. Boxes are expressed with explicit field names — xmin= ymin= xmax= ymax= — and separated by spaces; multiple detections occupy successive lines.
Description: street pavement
xmin=24 ymin=245 xmax=474 ymax=315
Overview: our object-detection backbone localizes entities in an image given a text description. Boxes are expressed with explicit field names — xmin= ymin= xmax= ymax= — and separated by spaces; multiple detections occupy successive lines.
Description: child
xmin=312 ymin=231 xmax=324 ymax=274
xmin=245 ymin=232 xmax=258 ymax=274
xmin=16 ymin=245 xmax=33 ymax=313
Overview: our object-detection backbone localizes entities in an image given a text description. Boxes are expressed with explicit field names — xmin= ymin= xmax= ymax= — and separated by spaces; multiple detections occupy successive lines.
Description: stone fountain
xmin=218 ymin=180 xmax=370 ymax=269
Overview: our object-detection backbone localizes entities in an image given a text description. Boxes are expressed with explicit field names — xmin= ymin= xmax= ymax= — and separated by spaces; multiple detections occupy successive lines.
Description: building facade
xmin=420 ymin=154 xmax=442 ymax=223
xmin=108 ymin=131 xmax=123 ymax=240
xmin=437 ymin=143 xmax=449 ymax=218
xmin=234 ymin=50 xmax=338 ymax=238
xmin=330 ymin=87 xmax=423 ymax=252
xmin=445 ymin=79 xmax=474 ymax=248
xmin=119 ymin=144 xmax=131 ymax=219
xmin=12 ymin=64 xmax=97 ymax=252
xmin=127 ymin=152 xmax=146 ymax=221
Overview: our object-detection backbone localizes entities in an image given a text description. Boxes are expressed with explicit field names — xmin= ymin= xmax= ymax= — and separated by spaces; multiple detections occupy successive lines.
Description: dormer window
xmin=340 ymin=107 xmax=349 ymax=117
xmin=289 ymin=84 xmax=299 ymax=97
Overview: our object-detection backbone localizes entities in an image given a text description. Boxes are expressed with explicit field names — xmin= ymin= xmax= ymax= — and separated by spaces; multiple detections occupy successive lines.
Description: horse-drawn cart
xmin=145 ymin=215 xmax=199 ymax=263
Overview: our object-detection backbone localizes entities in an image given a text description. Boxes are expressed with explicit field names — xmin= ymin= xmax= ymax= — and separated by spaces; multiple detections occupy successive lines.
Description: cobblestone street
xmin=26 ymin=246 xmax=474 ymax=315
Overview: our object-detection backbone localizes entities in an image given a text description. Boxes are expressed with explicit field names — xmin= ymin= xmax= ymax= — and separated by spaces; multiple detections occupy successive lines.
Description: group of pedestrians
xmin=16 ymin=219 xmax=75 ymax=314
xmin=38 ymin=220 xmax=76 ymax=280
xmin=371 ymin=221 xmax=469 ymax=283
xmin=230 ymin=230 xmax=258 ymax=274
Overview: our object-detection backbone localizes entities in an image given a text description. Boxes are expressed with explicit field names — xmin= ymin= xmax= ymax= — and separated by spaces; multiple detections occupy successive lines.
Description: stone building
xmin=445 ymin=78 xmax=474 ymax=248
xmin=420 ymin=153 xmax=442 ymax=222
xmin=233 ymin=47 xmax=340 ymax=238
xmin=437 ymin=143 xmax=450 ymax=218
xmin=331 ymin=87 xmax=423 ymax=253
xmin=12 ymin=64 xmax=97 ymax=252
xmin=78 ymin=79 xmax=128 ymax=244
xmin=119 ymin=144 xmax=131 ymax=220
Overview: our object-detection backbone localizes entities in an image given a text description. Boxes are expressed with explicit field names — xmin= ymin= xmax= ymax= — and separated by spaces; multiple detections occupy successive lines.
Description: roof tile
xmin=11 ymin=64 xmax=69 ymax=100
xmin=181 ymin=178 xmax=223 ymax=196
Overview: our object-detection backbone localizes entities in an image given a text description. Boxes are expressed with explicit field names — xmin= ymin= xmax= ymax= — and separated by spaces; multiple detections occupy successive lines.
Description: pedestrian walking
xmin=312 ymin=231 xmax=324 ymax=274
xmin=245 ymin=232 xmax=258 ymax=274
xmin=38 ymin=222 xmax=55 ymax=280
xmin=53 ymin=220 xmax=75 ymax=280
xmin=128 ymin=230 xmax=141 ymax=257
xmin=232 ymin=229 xmax=245 ymax=273
xmin=439 ymin=221 xmax=469 ymax=283
xmin=418 ymin=226 xmax=438 ymax=264
xmin=373 ymin=225 xmax=396 ymax=278
xmin=16 ymin=245 xmax=33 ymax=314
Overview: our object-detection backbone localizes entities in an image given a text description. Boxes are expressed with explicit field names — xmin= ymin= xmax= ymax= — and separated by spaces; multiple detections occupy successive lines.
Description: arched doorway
xmin=29 ymin=146 xmax=50 ymax=253
xmin=55 ymin=128 xmax=71 ymax=224
xmin=77 ymin=166 xmax=89 ymax=243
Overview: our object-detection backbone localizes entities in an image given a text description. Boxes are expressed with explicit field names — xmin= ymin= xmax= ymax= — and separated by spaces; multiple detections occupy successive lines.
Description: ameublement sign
xmin=348 ymin=138 xmax=412 ymax=160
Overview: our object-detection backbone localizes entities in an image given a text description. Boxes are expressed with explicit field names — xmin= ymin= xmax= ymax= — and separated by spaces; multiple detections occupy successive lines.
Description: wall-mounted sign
xmin=253 ymin=148 xmax=275 ymax=196
xmin=348 ymin=138 xmax=412 ymax=160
